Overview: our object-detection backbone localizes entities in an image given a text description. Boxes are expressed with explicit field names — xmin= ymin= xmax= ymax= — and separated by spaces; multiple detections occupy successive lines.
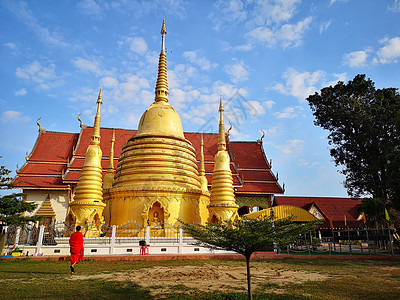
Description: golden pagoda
xmin=208 ymin=97 xmax=239 ymax=223
xmin=65 ymin=88 xmax=106 ymax=237
xmin=106 ymin=19 xmax=210 ymax=231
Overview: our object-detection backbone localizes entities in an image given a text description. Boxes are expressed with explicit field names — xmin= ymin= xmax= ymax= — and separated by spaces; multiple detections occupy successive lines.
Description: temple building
xmin=13 ymin=20 xmax=284 ymax=236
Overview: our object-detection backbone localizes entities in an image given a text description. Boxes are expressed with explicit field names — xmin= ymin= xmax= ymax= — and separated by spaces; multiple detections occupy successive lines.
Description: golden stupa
xmin=105 ymin=19 xmax=214 ymax=230
xmin=208 ymin=98 xmax=239 ymax=223
xmin=66 ymin=88 xmax=106 ymax=237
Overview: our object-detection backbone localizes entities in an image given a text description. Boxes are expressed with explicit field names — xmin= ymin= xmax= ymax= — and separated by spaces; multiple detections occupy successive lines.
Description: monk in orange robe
xmin=69 ymin=225 xmax=84 ymax=274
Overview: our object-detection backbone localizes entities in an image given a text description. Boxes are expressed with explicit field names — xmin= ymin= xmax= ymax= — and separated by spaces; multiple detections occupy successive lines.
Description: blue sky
xmin=1 ymin=0 xmax=399 ymax=197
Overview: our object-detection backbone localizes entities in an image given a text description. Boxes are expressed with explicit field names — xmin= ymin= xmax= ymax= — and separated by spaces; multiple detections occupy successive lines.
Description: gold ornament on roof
xmin=226 ymin=122 xmax=232 ymax=136
xmin=77 ymin=113 xmax=87 ymax=129
xmin=257 ymin=130 xmax=265 ymax=143
xmin=36 ymin=117 xmax=46 ymax=133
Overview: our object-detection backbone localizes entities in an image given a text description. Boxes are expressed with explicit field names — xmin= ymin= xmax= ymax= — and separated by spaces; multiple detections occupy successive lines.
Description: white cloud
xmin=77 ymin=0 xmax=103 ymax=20
xmin=297 ymin=158 xmax=320 ymax=167
xmin=170 ymin=88 xmax=201 ymax=110
xmin=245 ymin=101 xmax=265 ymax=116
xmin=246 ymin=17 xmax=312 ymax=48
xmin=101 ymin=76 xmax=119 ymax=89
xmin=127 ymin=37 xmax=148 ymax=56
xmin=343 ymin=50 xmax=370 ymax=67
xmin=376 ymin=37 xmax=400 ymax=64
xmin=388 ymin=0 xmax=400 ymax=12
xmin=209 ymin=0 xmax=247 ymax=31
xmin=319 ymin=20 xmax=332 ymax=34
xmin=264 ymin=100 xmax=275 ymax=109
xmin=249 ymin=0 xmax=301 ymax=26
xmin=183 ymin=51 xmax=218 ymax=70
xmin=69 ymin=86 xmax=99 ymax=102
xmin=4 ymin=42 xmax=17 ymax=50
xmin=15 ymin=61 xmax=61 ymax=90
xmin=168 ymin=64 xmax=198 ymax=89
xmin=1 ymin=111 xmax=30 ymax=123
xmin=223 ymin=61 xmax=250 ymax=83
xmin=15 ymin=88 xmax=27 ymax=96
xmin=275 ymin=139 xmax=305 ymax=155
xmin=262 ymin=126 xmax=281 ymax=137
xmin=72 ymin=57 xmax=102 ymax=75
xmin=275 ymin=106 xmax=301 ymax=119
xmin=114 ymin=74 xmax=150 ymax=102
xmin=330 ymin=0 xmax=349 ymax=5
xmin=272 ymin=68 xmax=325 ymax=102
xmin=327 ymin=73 xmax=347 ymax=87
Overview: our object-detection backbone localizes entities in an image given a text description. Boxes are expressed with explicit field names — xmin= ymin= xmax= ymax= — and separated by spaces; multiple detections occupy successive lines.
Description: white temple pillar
xmin=110 ymin=225 xmax=116 ymax=255
xmin=178 ymin=226 xmax=183 ymax=253
xmin=14 ymin=227 xmax=21 ymax=246
xmin=36 ymin=225 xmax=45 ymax=255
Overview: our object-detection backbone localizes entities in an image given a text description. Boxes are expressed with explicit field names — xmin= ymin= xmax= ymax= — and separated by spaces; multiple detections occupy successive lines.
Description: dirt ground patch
xmin=70 ymin=264 xmax=329 ymax=295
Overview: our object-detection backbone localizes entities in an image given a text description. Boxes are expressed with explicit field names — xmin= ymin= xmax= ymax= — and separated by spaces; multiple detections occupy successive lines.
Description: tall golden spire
xmin=155 ymin=17 xmax=169 ymax=103
xmin=208 ymin=97 xmax=239 ymax=224
xmin=91 ymin=87 xmax=102 ymax=145
xmin=103 ymin=130 xmax=115 ymax=190
xmin=218 ymin=96 xmax=226 ymax=151
xmin=199 ymin=134 xmax=208 ymax=193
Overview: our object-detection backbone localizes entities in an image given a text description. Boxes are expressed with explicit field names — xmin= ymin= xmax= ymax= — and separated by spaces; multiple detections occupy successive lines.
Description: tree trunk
xmin=246 ymin=255 xmax=252 ymax=300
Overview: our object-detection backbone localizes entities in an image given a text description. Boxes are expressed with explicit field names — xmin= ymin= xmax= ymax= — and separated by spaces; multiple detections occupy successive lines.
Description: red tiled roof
xmin=229 ymin=141 xmax=270 ymax=169
xmin=28 ymin=131 xmax=78 ymax=162
xmin=275 ymin=196 xmax=364 ymax=228
xmin=13 ymin=131 xmax=78 ymax=189
xmin=14 ymin=175 xmax=66 ymax=189
xmin=17 ymin=162 xmax=66 ymax=175
xmin=15 ymin=127 xmax=282 ymax=196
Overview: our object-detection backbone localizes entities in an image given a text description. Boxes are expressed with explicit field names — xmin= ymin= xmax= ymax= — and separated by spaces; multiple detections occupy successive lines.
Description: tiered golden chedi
xmin=208 ymin=98 xmax=239 ymax=223
xmin=66 ymin=88 xmax=106 ymax=237
xmin=105 ymin=19 xmax=212 ymax=230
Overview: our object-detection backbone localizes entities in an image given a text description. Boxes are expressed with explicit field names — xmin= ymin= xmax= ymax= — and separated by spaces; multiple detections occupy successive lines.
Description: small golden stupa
xmin=66 ymin=88 xmax=106 ymax=237
xmin=208 ymin=98 xmax=239 ymax=223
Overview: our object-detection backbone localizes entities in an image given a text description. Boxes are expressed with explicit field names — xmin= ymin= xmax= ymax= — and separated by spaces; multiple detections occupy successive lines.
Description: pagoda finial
xmin=108 ymin=130 xmax=115 ymax=171
xmin=103 ymin=129 xmax=115 ymax=190
xmin=161 ymin=16 xmax=167 ymax=51
xmin=154 ymin=18 xmax=169 ymax=103
xmin=91 ymin=86 xmax=102 ymax=145
xmin=199 ymin=134 xmax=209 ymax=193
xmin=199 ymin=134 xmax=205 ymax=176
xmin=218 ymin=96 xmax=226 ymax=151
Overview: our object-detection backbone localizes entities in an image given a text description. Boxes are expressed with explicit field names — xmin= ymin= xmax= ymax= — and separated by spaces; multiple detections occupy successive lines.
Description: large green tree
xmin=181 ymin=216 xmax=319 ymax=300
xmin=306 ymin=74 xmax=400 ymax=209
xmin=0 ymin=163 xmax=40 ymax=255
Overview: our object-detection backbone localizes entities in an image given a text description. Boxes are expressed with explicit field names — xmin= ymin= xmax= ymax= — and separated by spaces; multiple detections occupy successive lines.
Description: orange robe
xmin=69 ymin=231 xmax=84 ymax=263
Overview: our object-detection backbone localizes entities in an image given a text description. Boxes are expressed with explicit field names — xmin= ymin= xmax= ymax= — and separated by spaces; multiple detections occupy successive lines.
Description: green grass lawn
xmin=0 ymin=257 xmax=399 ymax=299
